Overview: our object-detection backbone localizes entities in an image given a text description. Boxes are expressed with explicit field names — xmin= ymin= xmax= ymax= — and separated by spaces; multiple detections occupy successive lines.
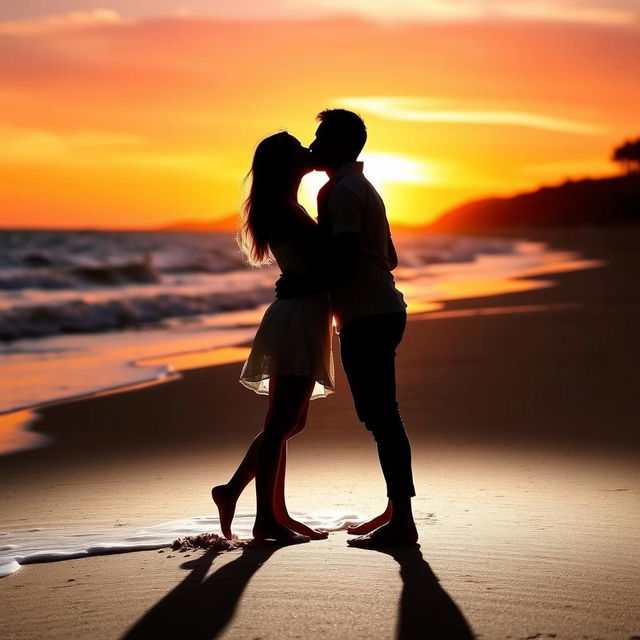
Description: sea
xmin=0 ymin=228 xmax=598 ymax=418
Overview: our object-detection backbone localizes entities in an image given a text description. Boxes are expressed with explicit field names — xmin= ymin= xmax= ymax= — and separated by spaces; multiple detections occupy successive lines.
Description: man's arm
xmin=327 ymin=231 xmax=359 ymax=286
xmin=274 ymin=184 xmax=362 ymax=299
xmin=325 ymin=184 xmax=362 ymax=287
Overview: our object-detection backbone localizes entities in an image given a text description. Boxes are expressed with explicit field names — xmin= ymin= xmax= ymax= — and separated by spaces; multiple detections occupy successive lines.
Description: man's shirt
xmin=318 ymin=161 xmax=406 ymax=331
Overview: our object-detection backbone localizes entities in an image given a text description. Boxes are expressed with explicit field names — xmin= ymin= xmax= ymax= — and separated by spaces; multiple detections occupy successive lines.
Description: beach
xmin=1 ymin=226 xmax=639 ymax=640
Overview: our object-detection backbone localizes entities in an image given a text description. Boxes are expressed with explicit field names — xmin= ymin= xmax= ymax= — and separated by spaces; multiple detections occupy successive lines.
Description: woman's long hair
xmin=238 ymin=132 xmax=295 ymax=266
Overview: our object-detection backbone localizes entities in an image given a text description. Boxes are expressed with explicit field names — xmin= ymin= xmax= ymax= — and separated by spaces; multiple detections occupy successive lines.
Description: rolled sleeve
xmin=327 ymin=185 xmax=363 ymax=236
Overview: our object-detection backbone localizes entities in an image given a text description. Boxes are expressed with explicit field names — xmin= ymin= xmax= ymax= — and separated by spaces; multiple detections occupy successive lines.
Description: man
xmin=282 ymin=109 xmax=417 ymax=548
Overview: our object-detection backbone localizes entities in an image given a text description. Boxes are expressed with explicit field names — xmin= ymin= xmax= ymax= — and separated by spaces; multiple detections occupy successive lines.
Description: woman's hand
xmin=275 ymin=273 xmax=323 ymax=299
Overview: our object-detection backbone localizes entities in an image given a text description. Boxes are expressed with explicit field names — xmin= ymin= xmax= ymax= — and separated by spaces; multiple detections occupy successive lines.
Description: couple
xmin=212 ymin=109 xmax=417 ymax=549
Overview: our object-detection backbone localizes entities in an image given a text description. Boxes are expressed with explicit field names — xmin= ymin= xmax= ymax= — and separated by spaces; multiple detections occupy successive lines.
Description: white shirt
xmin=319 ymin=161 xmax=406 ymax=330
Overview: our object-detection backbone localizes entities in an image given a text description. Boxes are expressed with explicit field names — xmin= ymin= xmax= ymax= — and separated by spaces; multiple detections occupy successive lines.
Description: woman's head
xmin=238 ymin=132 xmax=310 ymax=266
xmin=251 ymin=131 xmax=310 ymax=192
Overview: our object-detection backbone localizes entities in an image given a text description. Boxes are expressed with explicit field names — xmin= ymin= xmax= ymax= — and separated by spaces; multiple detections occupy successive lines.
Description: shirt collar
xmin=330 ymin=161 xmax=363 ymax=182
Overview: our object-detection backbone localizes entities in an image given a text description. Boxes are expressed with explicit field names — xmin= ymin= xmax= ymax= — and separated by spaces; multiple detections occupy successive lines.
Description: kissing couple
xmin=212 ymin=109 xmax=418 ymax=549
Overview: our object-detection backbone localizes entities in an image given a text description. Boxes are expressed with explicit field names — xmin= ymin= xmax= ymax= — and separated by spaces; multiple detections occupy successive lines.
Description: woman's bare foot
xmin=347 ymin=521 xmax=418 ymax=549
xmin=347 ymin=503 xmax=393 ymax=535
xmin=278 ymin=515 xmax=329 ymax=540
xmin=211 ymin=484 xmax=237 ymax=540
xmin=253 ymin=520 xmax=310 ymax=544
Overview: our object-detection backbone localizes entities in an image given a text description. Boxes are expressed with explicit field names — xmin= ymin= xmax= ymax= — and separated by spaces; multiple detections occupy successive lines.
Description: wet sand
xmin=1 ymin=226 xmax=639 ymax=639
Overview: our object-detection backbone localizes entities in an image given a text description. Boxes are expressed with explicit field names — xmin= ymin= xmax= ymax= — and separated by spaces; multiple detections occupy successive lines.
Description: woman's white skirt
xmin=239 ymin=293 xmax=335 ymax=400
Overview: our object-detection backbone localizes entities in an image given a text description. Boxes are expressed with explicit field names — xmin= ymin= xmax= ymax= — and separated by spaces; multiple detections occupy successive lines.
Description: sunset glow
xmin=0 ymin=2 xmax=638 ymax=228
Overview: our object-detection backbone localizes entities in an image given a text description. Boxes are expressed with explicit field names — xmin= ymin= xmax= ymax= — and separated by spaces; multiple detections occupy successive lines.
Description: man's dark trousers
xmin=338 ymin=310 xmax=416 ymax=499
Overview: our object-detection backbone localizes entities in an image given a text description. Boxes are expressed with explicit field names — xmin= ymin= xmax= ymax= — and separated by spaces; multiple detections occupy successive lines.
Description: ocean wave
xmin=0 ymin=230 xmax=529 ymax=340
xmin=396 ymin=233 xmax=519 ymax=267
xmin=0 ymin=259 xmax=161 ymax=290
xmin=0 ymin=288 xmax=274 ymax=340
xmin=0 ymin=230 xmax=245 ymax=291
xmin=0 ymin=230 xmax=520 ymax=292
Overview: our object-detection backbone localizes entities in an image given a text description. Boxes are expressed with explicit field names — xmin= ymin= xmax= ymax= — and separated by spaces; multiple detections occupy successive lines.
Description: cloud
xmin=1 ymin=1 xmax=636 ymax=26
xmin=361 ymin=152 xmax=437 ymax=184
xmin=298 ymin=0 xmax=637 ymax=25
xmin=503 ymin=1 xmax=637 ymax=25
xmin=336 ymin=97 xmax=607 ymax=135
xmin=0 ymin=9 xmax=127 ymax=36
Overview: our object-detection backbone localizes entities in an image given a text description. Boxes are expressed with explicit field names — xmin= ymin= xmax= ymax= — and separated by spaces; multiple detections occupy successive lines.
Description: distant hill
xmin=158 ymin=214 xmax=238 ymax=232
xmin=429 ymin=174 xmax=640 ymax=232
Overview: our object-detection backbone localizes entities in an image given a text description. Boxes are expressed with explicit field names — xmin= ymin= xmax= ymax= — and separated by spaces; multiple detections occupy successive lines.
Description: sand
xmin=1 ymin=226 xmax=639 ymax=640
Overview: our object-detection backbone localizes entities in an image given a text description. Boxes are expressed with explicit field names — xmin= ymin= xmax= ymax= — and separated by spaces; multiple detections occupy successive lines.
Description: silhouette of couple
xmin=212 ymin=109 xmax=417 ymax=548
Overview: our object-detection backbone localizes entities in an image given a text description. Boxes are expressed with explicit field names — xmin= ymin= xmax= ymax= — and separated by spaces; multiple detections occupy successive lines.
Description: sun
xmin=300 ymin=170 xmax=330 ymax=216
xmin=299 ymin=152 xmax=436 ymax=219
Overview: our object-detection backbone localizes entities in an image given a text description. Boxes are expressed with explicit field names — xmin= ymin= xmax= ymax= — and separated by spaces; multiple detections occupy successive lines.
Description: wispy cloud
xmin=301 ymin=0 xmax=637 ymax=25
xmin=0 ymin=9 xmax=127 ymax=36
xmin=336 ymin=97 xmax=607 ymax=135
xmin=503 ymin=1 xmax=637 ymax=25
xmin=1 ymin=1 xmax=636 ymax=26
xmin=361 ymin=152 xmax=437 ymax=184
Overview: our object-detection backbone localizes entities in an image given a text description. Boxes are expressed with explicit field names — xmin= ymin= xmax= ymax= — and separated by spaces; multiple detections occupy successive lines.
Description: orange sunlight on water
xmin=0 ymin=410 xmax=46 ymax=455
xmin=137 ymin=346 xmax=252 ymax=372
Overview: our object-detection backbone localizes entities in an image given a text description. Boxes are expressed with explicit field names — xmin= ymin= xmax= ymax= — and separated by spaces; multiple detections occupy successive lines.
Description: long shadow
xmin=121 ymin=543 xmax=282 ymax=640
xmin=376 ymin=546 xmax=476 ymax=640
xmin=122 ymin=542 xmax=473 ymax=640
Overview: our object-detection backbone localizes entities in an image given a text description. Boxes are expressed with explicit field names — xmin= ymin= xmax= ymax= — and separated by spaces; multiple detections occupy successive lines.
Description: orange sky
xmin=0 ymin=3 xmax=638 ymax=228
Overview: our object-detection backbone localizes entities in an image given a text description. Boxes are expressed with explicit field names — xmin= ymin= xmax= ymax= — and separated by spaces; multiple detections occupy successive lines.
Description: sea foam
xmin=0 ymin=511 xmax=364 ymax=578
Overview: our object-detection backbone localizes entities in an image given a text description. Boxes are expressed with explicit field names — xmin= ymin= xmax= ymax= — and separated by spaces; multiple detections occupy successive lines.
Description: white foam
xmin=0 ymin=511 xmax=364 ymax=578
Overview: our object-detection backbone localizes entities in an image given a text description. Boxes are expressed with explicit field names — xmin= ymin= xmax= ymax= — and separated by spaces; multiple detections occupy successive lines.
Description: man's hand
xmin=275 ymin=273 xmax=321 ymax=299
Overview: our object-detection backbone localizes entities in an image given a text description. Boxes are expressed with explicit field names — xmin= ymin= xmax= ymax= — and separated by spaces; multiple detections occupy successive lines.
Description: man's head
xmin=310 ymin=109 xmax=367 ymax=171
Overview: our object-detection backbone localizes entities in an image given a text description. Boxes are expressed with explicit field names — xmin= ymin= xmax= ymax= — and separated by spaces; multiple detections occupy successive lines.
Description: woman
xmin=212 ymin=132 xmax=334 ymax=544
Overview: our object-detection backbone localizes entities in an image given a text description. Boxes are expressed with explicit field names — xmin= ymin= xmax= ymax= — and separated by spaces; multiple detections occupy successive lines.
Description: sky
xmin=0 ymin=1 xmax=638 ymax=228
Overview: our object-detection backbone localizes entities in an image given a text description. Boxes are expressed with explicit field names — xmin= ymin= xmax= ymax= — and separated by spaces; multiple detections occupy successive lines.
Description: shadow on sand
xmin=121 ymin=543 xmax=283 ymax=640
xmin=379 ymin=545 xmax=476 ymax=639
xmin=122 ymin=543 xmax=474 ymax=639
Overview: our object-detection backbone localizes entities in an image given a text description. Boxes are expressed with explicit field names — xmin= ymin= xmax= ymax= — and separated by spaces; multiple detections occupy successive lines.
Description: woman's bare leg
xmin=271 ymin=401 xmax=307 ymax=521
xmin=273 ymin=422 xmax=329 ymax=540
xmin=347 ymin=500 xmax=393 ymax=535
xmin=212 ymin=432 xmax=262 ymax=539
xmin=253 ymin=376 xmax=315 ymax=543
xmin=212 ymin=403 xmax=313 ymax=539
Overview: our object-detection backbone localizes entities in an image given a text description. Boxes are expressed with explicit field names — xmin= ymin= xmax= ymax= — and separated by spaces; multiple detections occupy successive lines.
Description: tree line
xmin=612 ymin=137 xmax=640 ymax=174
